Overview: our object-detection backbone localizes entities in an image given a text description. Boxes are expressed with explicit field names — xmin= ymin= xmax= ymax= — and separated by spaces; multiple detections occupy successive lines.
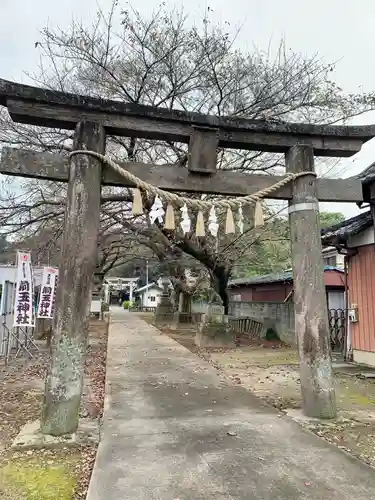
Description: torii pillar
xmin=41 ymin=122 xmax=106 ymax=435
xmin=286 ymin=145 xmax=336 ymax=419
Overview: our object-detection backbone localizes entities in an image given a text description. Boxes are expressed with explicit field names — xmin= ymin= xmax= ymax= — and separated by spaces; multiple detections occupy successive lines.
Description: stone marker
xmin=195 ymin=301 xmax=235 ymax=348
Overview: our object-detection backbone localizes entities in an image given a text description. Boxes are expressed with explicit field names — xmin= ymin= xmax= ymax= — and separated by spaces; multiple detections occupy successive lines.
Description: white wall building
xmin=136 ymin=283 xmax=163 ymax=308
xmin=0 ymin=264 xmax=45 ymax=287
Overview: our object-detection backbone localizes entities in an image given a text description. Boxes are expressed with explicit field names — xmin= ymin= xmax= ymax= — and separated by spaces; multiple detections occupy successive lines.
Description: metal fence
xmin=0 ymin=280 xmax=38 ymax=364
xmin=328 ymin=308 xmax=346 ymax=353
xmin=0 ymin=280 xmax=16 ymax=358
xmin=229 ymin=316 xmax=263 ymax=340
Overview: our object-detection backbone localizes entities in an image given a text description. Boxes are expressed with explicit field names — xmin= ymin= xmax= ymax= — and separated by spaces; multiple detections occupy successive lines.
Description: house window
xmin=150 ymin=296 xmax=156 ymax=302
xmin=323 ymin=256 xmax=337 ymax=267
xmin=232 ymin=294 xmax=241 ymax=302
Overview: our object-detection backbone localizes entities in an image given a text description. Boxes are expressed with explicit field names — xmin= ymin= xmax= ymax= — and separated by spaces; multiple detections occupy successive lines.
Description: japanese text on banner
xmin=37 ymin=267 xmax=59 ymax=319
xmin=13 ymin=251 xmax=35 ymax=327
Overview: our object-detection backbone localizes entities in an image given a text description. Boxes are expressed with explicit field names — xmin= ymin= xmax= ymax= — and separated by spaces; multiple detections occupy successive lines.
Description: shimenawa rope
xmin=68 ymin=150 xmax=316 ymax=210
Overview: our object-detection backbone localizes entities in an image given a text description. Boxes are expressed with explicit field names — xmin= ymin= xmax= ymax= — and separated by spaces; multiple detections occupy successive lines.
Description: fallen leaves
xmin=0 ymin=321 xmax=108 ymax=500
xmin=149 ymin=321 xmax=375 ymax=481
xmin=74 ymin=331 xmax=108 ymax=498
xmin=227 ymin=430 xmax=237 ymax=437
xmin=84 ymin=341 xmax=107 ymax=419
xmin=73 ymin=446 xmax=98 ymax=499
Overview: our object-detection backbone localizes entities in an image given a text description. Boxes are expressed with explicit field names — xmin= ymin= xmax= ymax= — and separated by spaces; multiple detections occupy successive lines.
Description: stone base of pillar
xmin=11 ymin=418 xmax=99 ymax=450
xmin=195 ymin=320 xmax=235 ymax=348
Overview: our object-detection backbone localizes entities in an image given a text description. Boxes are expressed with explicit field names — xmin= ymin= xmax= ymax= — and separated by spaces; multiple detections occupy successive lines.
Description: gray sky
xmin=1 ymin=0 xmax=375 ymax=217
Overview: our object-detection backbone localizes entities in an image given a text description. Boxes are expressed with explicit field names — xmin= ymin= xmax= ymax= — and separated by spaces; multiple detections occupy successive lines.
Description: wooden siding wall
xmin=229 ymin=283 xmax=292 ymax=302
xmin=252 ymin=284 xmax=292 ymax=302
xmin=229 ymin=271 xmax=344 ymax=303
xmin=348 ymin=245 xmax=375 ymax=352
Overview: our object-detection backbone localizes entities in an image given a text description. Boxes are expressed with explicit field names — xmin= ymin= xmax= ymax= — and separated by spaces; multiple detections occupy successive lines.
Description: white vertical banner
xmin=0 ymin=281 xmax=6 ymax=315
xmin=13 ymin=251 xmax=35 ymax=327
xmin=37 ymin=267 xmax=59 ymax=319
xmin=51 ymin=273 xmax=59 ymax=318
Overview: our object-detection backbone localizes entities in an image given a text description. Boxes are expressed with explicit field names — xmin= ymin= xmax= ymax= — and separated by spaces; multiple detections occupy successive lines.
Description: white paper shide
xmin=13 ymin=251 xmax=35 ymax=327
xmin=37 ymin=267 xmax=59 ymax=319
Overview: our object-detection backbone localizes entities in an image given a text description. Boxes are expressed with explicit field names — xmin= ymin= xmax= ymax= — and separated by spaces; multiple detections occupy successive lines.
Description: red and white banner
xmin=13 ymin=251 xmax=35 ymax=327
xmin=37 ymin=267 xmax=59 ymax=319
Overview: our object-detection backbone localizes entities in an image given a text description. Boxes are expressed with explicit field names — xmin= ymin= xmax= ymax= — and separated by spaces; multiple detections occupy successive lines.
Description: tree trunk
xmin=172 ymin=236 xmax=230 ymax=314
xmin=41 ymin=121 xmax=106 ymax=436
xmin=212 ymin=266 xmax=230 ymax=314
xmin=179 ymin=292 xmax=192 ymax=314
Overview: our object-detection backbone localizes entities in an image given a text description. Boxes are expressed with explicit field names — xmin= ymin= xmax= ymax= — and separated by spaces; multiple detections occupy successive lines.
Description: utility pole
xmin=146 ymin=259 xmax=149 ymax=287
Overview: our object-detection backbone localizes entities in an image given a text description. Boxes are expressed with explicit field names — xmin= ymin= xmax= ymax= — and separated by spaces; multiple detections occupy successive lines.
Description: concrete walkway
xmin=87 ymin=310 xmax=375 ymax=500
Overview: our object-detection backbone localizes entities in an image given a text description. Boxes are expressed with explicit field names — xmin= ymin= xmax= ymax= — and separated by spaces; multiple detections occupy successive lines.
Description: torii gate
xmin=0 ymin=78 xmax=374 ymax=436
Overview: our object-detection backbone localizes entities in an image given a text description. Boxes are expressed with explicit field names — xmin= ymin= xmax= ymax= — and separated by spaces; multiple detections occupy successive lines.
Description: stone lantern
xmin=154 ymin=276 xmax=174 ymax=325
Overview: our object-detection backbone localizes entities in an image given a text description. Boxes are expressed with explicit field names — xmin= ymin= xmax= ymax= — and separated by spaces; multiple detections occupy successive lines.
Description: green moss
xmin=339 ymin=389 xmax=375 ymax=407
xmin=0 ymin=458 xmax=77 ymax=500
xmin=265 ymin=327 xmax=280 ymax=341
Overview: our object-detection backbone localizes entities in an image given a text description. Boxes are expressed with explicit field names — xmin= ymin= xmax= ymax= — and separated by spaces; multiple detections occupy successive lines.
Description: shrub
xmin=101 ymin=302 xmax=109 ymax=312
xmin=265 ymin=327 xmax=280 ymax=341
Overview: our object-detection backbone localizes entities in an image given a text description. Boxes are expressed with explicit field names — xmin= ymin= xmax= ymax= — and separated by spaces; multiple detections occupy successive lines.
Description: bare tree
xmin=1 ymin=2 xmax=374 ymax=309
